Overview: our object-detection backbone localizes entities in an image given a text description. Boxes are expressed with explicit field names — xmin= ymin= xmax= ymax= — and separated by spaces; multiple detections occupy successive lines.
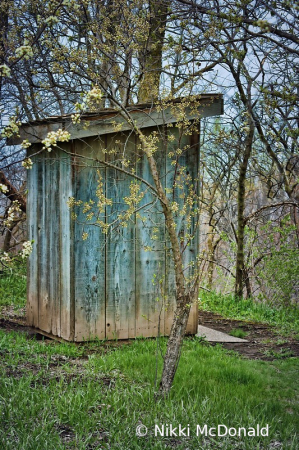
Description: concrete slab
xmin=196 ymin=325 xmax=248 ymax=343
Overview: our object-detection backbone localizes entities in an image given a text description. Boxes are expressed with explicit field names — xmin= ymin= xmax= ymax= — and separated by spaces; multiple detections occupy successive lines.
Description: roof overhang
xmin=9 ymin=94 xmax=223 ymax=145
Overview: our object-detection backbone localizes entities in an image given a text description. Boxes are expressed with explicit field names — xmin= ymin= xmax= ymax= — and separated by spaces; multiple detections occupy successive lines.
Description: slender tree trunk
xmin=235 ymin=126 xmax=254 ymax=298
xmin=136 ymin=129 xmax=195 ymax=397
xmin=243 ymin=267 xmax=252 ymax=299
xmin=205 ymin=183 xmax=218 ymax=289
xmin=159 ymin=296 xmax=191 ymax=396
xmin=207 ymin=206 xmax=216 ymax=289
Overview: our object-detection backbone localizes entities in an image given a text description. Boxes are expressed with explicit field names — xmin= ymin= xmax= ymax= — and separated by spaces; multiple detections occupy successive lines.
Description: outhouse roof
xmin=10 ymin=94 xmax=223 ymax=145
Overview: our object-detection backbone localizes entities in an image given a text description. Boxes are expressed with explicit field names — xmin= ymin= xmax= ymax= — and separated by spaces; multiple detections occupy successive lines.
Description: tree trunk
xmin=243 ymin=267 xmax=252 ymax=299
xmin=159 ymin=295 xmax=191 ymax=396
xmin=138 ymin=0 xmax=170 ymax=102
xmin=234 ymin=127 xmax=254 ymax=298
xmin=137 ymin=129 xmax=194 ymax=397
xmin=0 ymin=0 xmax=10 ymax=96
xmin=206 ymin=206 xmax=217 ymax=290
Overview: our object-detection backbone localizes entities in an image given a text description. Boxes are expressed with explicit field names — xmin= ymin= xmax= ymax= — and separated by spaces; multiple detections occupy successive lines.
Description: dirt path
xmin=0 ymin=307 xmax=298 ymax=361
xmin=199 ymin=310 xmax=299 ymax=360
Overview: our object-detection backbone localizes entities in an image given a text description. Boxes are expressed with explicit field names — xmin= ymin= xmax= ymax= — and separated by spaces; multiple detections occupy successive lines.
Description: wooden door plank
xmin=165 ymin=127 xmax=200 ymax=335
xmin=105 ymin=131 xmax=136 ymax=340
xmin=59 ymin=149 xmax=73 ymax=340
xmin=135 ymin=127 xmax=166 ymax=338
xmin=27 ymin=146 xmax=40 ymax=327
xmin=48 ymin=151 xmax=61 ymax=337
xmin=73 ymin=137 xmax=106 ymax=341
xmin=37 ymin=154 xmax=51 ymax=332
xmin=184 ymin=131 xmax=200 ymax=334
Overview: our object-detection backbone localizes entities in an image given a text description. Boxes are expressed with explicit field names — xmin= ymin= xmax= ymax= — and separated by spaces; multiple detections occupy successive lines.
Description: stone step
xmin=196 ymin=325 xmax=248 ymax=343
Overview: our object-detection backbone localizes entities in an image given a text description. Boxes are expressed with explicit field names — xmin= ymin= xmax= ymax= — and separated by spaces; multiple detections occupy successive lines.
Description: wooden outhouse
xmin=14 ymin=95 xmax=223 ymax=341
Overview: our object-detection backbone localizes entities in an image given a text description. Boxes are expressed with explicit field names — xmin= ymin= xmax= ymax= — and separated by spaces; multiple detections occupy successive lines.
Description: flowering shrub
xmin=0 ymin=241 xmax=33 ymax=271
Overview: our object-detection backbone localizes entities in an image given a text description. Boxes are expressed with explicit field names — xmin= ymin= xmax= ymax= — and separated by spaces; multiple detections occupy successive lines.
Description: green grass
xmin=263 ymin=348 xmax=296 ymax=360
xmin=0 ymin=261 xmax=26 ymax=310
xmin=229 ymin=328 xmax=248 ymax=339
xmin=199 ymin=291 xmax=299 ymax=336
xmin=0 ymin=331 xmax=298 ymax=449
xmin=0 ymin=266 xmax=298 ymax=449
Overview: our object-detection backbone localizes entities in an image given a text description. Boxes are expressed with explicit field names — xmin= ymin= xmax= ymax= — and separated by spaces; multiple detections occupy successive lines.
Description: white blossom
xmin=86 ymin=86 xmax=103 ymax=103
xmin=75 ymin=87 xmax=103 ymax=113
xmin=0 ymin=64 xmax=11 ymax=77
xmin=71 ymin=113 xmax=81 ymax=124
xmin=21 ymin=241 xmax=33 ymax=259
xmin=45 ymin=16 xmax=59 ymax=26
xmin=1 ymin=116 xmax=21 ymax=138
xmin=21 ymin=139 xmax=31 ymax=149
xmin=0 ymin=184 xmax=8 ymax=194
xmin=0 ymin=252 xmax=11 ymax=264
xmin=22 ymin=158 xmax=33 ymax=169
xmin=15 ymin=45 xmax=33 ymax=60
xmin=42 ymin=129 xmax=71 ymax=152
xmin=4 ymin=201 xmax=21 ymax=227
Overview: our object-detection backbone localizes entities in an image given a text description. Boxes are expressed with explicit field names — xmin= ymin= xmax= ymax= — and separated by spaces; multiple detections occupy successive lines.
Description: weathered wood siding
xmin=27 ymin=147 xmax=73 ymax=339
xmin=135 ymin=128 xmax=166 ymax=337
xmin=27 ymin=146 xmax=39 ymax=328
xmin=164 ymin=126 xmax=200 ymax=334
xmin=105 ymin=132 xmax=137 ymax=339
xmin=27 ymin=126 xmax=200 ymax=341
xmin=72 ymin=138 xmax=106 ymax=341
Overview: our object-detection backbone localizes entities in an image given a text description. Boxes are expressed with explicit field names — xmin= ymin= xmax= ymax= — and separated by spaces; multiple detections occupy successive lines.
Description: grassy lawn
xmin=199 ymin=290 xmax=299 ymax=337
xmin=0 ymin=263 xmax=26 ymax=311
xmin=0 ymin=267 xmax=298 ymax=449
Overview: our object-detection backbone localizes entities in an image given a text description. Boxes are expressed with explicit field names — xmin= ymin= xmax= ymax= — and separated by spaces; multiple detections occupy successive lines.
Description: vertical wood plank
xmin=165 ymin=127 xmax=200 ymax=335
xmin=49 ymin=151 xmax=61 ymax=336
xmin=135 ymin=127 xmax=166 ymax=338
xmin=27 ymin=146 xmax=40 ymax=327
xmin=184 ymin=131 xmax=200 ymax=334
xmin=164 ymin=127 xmax=178 ymax=335
xmin=73 ymin=137 xmax=106 ymax=341
xmin=105 ymin=131 xmax=136 ymax=340
xmin=38 ymin=153 xmax=52 ymax=333
xmin=59 ymin=149 xmax=73 ymax=340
